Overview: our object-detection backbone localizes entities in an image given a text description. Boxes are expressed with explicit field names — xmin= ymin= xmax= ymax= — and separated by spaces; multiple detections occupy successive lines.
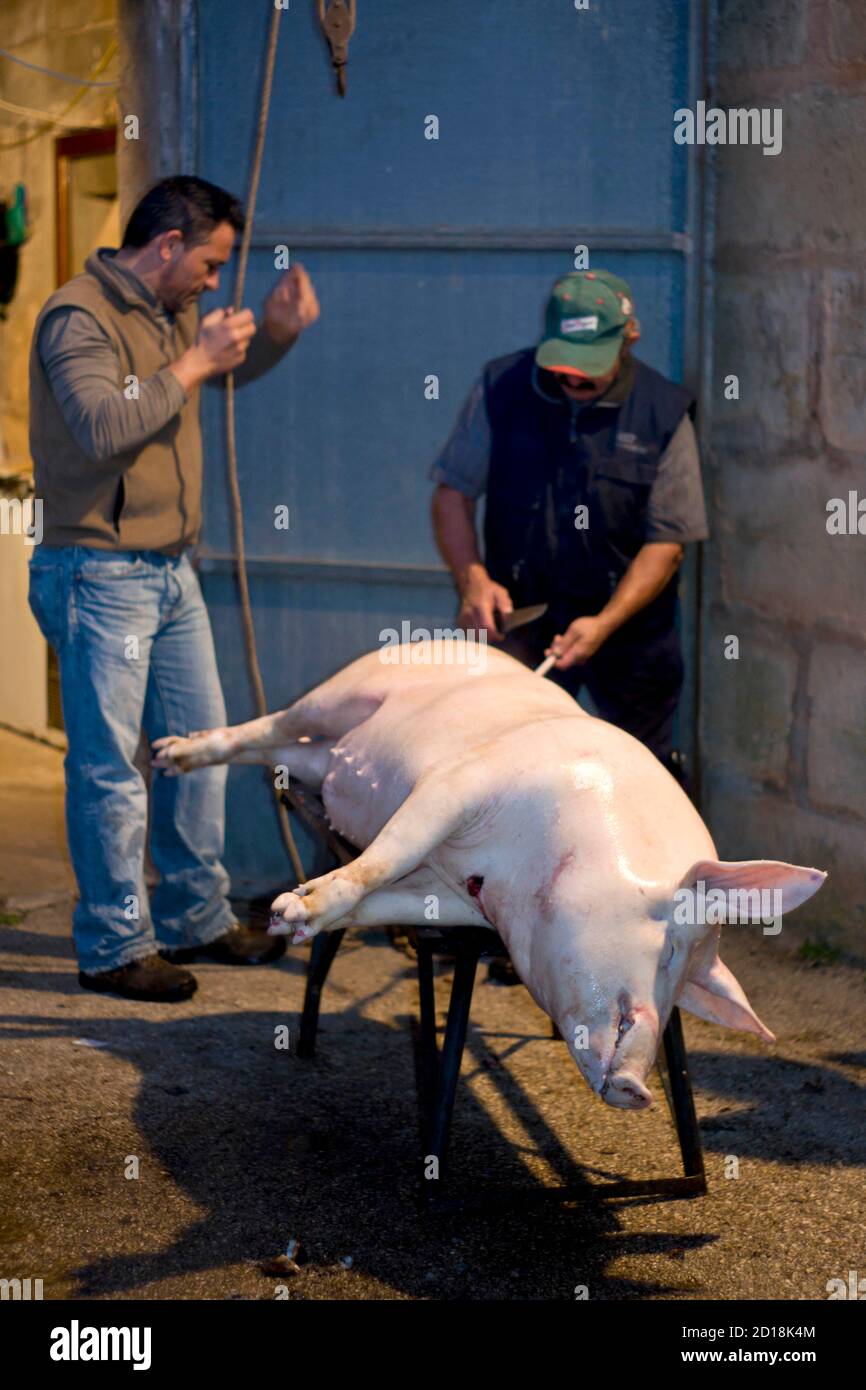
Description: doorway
xmin=46 ymin=127 xmax=118 ymax=728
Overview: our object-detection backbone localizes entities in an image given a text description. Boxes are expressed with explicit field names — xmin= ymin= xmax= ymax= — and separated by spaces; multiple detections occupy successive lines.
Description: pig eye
xmin=663 ymin=937 xmax=677 ymax=969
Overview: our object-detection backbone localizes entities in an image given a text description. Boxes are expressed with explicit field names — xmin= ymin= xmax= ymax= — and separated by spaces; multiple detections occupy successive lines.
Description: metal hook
xmin=317 ymin=0 xmax=357 ymax=97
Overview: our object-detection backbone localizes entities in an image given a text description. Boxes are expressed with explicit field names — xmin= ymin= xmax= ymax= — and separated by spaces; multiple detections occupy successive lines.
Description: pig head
xmin=538 ymin=858 xmax=827 ymax=1110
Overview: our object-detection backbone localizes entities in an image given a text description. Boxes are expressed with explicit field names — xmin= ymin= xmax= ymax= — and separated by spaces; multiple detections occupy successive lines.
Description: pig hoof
xmin=268 ymin=910 xmax=313 ymax=945
xmin=602 ymin=1071 xmax=653 ymax=1110
xmin=270 ymin=890 xmax=310 ymax=930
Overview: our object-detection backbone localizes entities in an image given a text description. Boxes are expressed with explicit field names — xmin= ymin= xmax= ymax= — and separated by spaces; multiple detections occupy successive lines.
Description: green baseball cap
xmin=535 ymin=270 xmax=636 ymax=378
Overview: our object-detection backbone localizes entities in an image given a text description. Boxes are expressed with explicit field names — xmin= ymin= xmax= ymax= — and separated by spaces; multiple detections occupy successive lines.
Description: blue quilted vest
xmin=482 ymin=349 xmax=694 ymax=636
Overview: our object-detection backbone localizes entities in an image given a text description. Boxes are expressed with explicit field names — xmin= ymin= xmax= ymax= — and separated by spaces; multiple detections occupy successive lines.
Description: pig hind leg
xmin=211 ymin=685 xmax=384 ymax=756
xmin=229 ymin=738 xmax=331 ymax=789
xmin=152 ymin=683 xmax=384 ymax=776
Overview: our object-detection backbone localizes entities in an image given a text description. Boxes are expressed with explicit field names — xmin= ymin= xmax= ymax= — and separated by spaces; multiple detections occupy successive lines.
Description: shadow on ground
xmin=0 ymin=982 xmax=718 ymax=1298
xmin=2 ymin=928 xmax=862 ymax=1302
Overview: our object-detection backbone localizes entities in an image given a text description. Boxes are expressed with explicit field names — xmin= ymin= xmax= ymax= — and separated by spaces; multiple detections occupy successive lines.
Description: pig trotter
xmin=270 ymin=868 xmax=367 ymax=940
xmin=151 ymin=728 xmax=235 ymax=774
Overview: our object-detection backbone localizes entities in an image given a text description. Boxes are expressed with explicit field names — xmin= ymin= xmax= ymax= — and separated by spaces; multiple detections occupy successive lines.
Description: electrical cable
xmin=0 ymin=46 xmax=118 ymax=85
xmin=0 ymin=38 xmax=117 ymax=150
xmin=0 ymin=95 xmax=107 ymax=128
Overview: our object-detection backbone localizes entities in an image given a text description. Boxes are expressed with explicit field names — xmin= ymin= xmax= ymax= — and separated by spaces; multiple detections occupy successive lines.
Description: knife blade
xmin=498 ymin=603 xmax=549 ymax=635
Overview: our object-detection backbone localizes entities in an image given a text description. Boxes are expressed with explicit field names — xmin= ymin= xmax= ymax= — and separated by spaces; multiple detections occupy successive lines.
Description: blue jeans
xmin=27 ymin=546 xmax=234 ymax=974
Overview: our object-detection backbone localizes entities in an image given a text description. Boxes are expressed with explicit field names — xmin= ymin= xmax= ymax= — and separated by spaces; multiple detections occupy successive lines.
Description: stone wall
xmin=0 ymin=1 xmax=117 ymax=739
xmin=0 ymin=0 xmax=117 ymax=474
xmin=702 ymin=0 xmax=866 ymax=953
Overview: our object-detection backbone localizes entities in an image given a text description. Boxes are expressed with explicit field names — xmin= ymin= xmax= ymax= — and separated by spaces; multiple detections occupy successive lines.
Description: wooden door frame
xmin=54 ymin=126 xmax=117 ymax=288
xmin=46 ymin=126 xmax=117 ymax=730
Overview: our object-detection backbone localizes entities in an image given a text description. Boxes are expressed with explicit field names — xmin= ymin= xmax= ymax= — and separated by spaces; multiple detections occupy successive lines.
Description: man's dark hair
xmin=122 ymin=175 xmax=244 ymax=249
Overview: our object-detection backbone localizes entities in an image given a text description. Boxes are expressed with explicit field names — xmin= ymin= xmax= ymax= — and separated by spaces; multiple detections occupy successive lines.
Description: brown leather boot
xmin=487 ymin=957 xmax=522 ymax=986
xmin=160 ymin=924 xmax=286 ymax=967
xmin=79 ymin=953 xmax=197 ymax=1002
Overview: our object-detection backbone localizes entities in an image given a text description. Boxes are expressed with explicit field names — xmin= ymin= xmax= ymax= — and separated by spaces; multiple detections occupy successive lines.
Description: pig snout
xmin=567 ymin=999 xmax=660 ymax=1110
xmin=602 ymin=1070 xmax=654 ymax=1109
xmin=604 ymin=1002 xmax=660 ymax=1109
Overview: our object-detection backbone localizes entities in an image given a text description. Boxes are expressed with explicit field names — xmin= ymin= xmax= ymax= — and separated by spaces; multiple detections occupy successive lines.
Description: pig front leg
xmin=270 ymin=770 xmax=483 ymax=941
xmin=271 ymin=865 xmax=489 ymax=938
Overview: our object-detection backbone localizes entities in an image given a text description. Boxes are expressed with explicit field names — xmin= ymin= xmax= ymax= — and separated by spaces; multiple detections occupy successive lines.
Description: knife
xmin=497 ymin=602 xmax=549 ymax=636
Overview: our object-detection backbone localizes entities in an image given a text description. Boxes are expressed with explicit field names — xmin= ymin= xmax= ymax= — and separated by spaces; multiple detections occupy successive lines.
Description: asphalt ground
xmin=1 ymin=726 xmax=864 ymax=1301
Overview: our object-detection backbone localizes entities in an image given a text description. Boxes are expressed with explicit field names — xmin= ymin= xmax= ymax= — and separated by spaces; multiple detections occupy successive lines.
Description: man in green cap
xmin=431 ymin=269 xmax=708 ymax=781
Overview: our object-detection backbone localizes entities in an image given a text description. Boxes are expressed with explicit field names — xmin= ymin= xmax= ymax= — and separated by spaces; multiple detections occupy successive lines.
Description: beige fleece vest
xmin=29 ymin=264 xmax=202 ymax=554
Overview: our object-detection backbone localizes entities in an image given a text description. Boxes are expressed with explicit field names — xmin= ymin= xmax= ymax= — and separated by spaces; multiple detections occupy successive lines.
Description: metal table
xmin=281 ymin=786 xmax=707 ymax=1213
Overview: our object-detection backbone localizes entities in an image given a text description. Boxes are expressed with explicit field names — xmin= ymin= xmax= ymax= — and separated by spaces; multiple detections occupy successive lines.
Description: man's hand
xmin=548 ymin=544 xmax=685 ymax=670
xmin=170 ymin=307 xmax=256 ymax=391
xmin=547 ymin=614 xmax=610 ymax=670
xmin=263 ymin=264 xmax=320 ymax=345
xmin=457 ymin=562 xmax=513 ymax=641
xmin=198 ymin=307 xmax=257 ymax=372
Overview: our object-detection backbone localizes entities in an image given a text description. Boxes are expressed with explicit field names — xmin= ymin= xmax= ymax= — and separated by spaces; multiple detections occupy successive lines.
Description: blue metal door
xmin=186 ymin=0 xmax=709 ymax=894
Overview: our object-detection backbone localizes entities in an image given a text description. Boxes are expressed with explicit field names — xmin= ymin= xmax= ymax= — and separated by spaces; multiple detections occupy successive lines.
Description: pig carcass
xmin=152 ymin=639 xmax=826 ymax=1109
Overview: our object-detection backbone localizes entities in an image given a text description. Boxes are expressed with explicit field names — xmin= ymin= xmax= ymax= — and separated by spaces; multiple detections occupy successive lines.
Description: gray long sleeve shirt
xmin=37 ymin=261 xmax=290 ymax=465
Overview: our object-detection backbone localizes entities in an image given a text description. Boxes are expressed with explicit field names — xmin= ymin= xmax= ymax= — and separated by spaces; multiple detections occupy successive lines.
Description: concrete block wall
xmin=702 ymin=0 xmax=866 ymax=951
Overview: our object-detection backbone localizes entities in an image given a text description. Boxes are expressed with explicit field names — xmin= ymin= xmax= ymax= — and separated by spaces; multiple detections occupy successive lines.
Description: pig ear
xmin=679 ymin=956 xmax=776 ymax=1042
xmin=677 ymin=859 xmax=826 ymax=916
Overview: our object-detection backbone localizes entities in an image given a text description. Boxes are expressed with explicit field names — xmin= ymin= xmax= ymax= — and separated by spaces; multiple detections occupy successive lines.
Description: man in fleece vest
xmin=432 ymin=269 xmax=708 ymax=777
xmin=27 ymin=176 xmax=319 ymax=1002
